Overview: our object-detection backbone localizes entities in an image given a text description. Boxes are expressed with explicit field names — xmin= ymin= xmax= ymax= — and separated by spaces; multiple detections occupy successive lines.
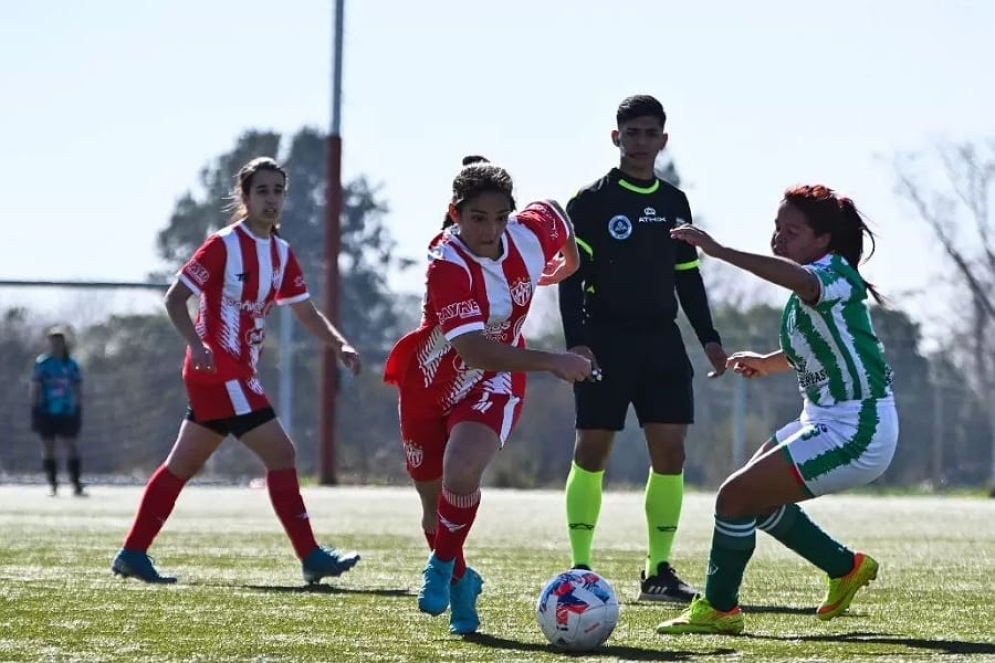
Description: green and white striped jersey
xmin=779 ymin=254 xmax=893 ymax=407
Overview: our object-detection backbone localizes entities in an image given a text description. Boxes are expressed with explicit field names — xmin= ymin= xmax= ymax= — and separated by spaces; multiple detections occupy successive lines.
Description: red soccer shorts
xmin=398 ymin=373 xmax=526 ymax=482
xmin=184 ymin=376 xmax=271 ymax=422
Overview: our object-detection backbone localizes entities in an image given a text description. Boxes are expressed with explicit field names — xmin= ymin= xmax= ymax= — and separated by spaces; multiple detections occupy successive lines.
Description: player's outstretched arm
xmin=291 ymin=299 xmax=362 ymax=375
xmin=670 ymin=224 xmax=820 ymax=302
xmin=450 ymin=332 xmax=591 ymax=382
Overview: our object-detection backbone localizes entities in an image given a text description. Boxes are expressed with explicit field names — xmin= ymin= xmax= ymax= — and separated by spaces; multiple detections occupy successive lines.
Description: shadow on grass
xmin=747 ymin=631 xmax=995 ymax=656
xmin=739 ymin=604 xmax=818 ymax=616
xmin=239 ymin=583 xmax=412 ymax=598
xmin=464 ymin=632 xmax=737 ymax=661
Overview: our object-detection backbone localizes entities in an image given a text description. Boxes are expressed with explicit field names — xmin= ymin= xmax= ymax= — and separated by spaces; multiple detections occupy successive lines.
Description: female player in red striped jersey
xmin=383 ymin=156 xmax=593 ymax=634
xmin=112 ymin=157 xmax=362 ymax=585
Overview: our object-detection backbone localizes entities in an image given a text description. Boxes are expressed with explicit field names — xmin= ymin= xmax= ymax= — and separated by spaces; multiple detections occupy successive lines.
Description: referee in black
xmin=559 ymin=94 xmax=727 ymax=602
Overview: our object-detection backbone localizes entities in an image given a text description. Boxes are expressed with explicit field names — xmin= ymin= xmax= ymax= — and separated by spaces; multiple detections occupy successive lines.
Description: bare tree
xmin=893 ymin=138 xmax=995 ymax=491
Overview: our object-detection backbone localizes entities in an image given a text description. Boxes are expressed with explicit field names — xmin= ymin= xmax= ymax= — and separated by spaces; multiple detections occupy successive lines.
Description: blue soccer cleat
xmin=418 ymin=553 xmax=454 ymax=616
xmin=111 ymin=549 xmax=177 ymax=584
xmin=302 ymin=545 xmax=361 ymax=584
xmin=448 ymin=567 xmax=483 ymax=634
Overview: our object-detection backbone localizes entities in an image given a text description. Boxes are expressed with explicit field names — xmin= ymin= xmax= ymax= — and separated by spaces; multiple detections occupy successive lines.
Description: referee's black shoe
xmin=638 ymin=562 xmax=697 ymax=603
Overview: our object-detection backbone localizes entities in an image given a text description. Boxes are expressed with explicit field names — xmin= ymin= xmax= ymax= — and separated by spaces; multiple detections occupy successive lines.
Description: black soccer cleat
xmin=638 ymin=562 xmax=697 ymax=603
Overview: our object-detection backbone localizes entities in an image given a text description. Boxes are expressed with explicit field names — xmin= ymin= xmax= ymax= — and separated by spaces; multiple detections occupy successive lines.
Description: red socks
xmin=433 ymin=488 xmax=480 ymax=580
xmin=267 ymin=468 xmax=319 ymax=559
xmin=123 ymin=465 xmax=186 ymax=551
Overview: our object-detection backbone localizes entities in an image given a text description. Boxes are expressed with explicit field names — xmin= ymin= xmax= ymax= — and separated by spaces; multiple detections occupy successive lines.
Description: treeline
xmin=1 ymin=127 xmax=989 ymax=490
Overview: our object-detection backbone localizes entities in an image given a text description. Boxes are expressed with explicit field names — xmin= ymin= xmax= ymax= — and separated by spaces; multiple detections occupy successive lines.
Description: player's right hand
xmin=190 ymin=343 xmax=217 ymax=374
xmin=338 ymin=343 xmax=362 ymax=376
xmin=726 ymin=351 xmax=768 ymax=379
xmin=550 ymin=352 xmax=592 ymax=382
xmin=567 ymin=345 xmax=599 ymax=371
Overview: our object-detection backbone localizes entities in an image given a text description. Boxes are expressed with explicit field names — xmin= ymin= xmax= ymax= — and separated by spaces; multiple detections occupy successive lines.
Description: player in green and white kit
xmin=656 ymin=184 xmax=898 ymax=636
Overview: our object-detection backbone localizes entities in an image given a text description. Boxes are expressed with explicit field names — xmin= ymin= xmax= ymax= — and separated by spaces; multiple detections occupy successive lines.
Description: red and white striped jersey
xmin=384 ymin=201 xmax=570 ymax=412
xmin=178 ymin=221 xmax=309 ymax=384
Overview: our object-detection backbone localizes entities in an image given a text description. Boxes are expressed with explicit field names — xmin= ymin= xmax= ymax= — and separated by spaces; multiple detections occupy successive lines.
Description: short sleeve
xmin=805 ymin=261 xmax=858 ymax=308
xmin=673 ymin=193 xmax=700 ymax=272
xmin=31 ymin=358 xmax=45 ymax=381
xmin=276 ymin=248 xmax=310 ymax=305
xmin=515 ymin=201 xmax=571 ymax=263
xmin=178 ymin=235 xmax=226 ymax=296
xmin=427 ymin=258 xmax=486 ymax=341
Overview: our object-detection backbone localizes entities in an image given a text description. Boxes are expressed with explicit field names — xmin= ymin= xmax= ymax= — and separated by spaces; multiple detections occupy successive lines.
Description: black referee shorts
xmin=573 ymin=329 xmax=694 ymax=431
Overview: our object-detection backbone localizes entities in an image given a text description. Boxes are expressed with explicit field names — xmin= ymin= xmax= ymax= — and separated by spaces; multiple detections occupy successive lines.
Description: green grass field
xmin=1 ymin=485 xmax=993 ymax=663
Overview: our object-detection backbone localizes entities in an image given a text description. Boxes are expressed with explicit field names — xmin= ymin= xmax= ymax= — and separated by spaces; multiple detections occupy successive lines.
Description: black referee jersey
xmin=558 ymin=168 xmax=721 ymax=349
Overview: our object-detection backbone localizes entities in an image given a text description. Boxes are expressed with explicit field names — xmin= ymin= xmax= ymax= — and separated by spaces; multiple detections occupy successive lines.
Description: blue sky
xmin=2 ymin=0 xmax=993 ymax=340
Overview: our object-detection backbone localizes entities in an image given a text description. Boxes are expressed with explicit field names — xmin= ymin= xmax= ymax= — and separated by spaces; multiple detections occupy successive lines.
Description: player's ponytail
xmin=836 ymin=197 xmax=882 ymax=304
xmin=442 ymin=155 xmax=516 ymax=229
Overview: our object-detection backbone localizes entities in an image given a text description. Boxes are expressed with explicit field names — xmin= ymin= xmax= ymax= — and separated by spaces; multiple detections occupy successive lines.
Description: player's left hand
xmin=704 ymin=342 xmax=728 ymax=378
xmin=338 ymin=344 xmax=362 ymax=376
xmin=538 ymin=254 xmax=574 ymax=286
xmin=670 ymin=224 xmax=724 ymax=257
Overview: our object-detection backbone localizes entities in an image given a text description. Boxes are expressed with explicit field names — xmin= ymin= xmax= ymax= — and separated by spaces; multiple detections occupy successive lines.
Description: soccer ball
xmin=536 ymin=569 xmax=619 ymax=652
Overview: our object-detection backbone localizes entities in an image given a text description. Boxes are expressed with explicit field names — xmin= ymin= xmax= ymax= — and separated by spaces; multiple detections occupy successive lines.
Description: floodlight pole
xmin=319 ymin=0 xmax=345 ymax=485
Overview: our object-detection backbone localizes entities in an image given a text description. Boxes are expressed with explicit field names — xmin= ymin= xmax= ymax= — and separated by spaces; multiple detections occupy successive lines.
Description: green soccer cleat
xmin=448 ymin=567 xmax=483 ymax=634
xmin=656 ymin=595 xmax=744 ymax=635
xmin=817 ymin=551 xmax=878 ymax=621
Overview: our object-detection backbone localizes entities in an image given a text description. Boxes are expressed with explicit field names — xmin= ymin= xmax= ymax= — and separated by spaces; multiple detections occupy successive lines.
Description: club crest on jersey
xmin=402 ymin=441 xmax=423 ymax=468
xmin=509 ymin=277 xmax=533 ymax=307
xmin=608 ymin=215 xmax=632 ymax=240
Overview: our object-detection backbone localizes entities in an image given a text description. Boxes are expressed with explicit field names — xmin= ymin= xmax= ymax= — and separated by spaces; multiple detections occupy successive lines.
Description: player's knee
xmin=573 ymin=433 xmax=613 ymax=470
xmin=266 ymin=443 xmax=297 ymax=470
xmin=650 ymin=446 xmax=685 ymax=474
xmin=573 ymin=447 xmax=609 ymax=472
xmin=715 ymin=478 xmax=754 ymax=519
xmin=441 ymin=467 xmax=483 ymax=494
